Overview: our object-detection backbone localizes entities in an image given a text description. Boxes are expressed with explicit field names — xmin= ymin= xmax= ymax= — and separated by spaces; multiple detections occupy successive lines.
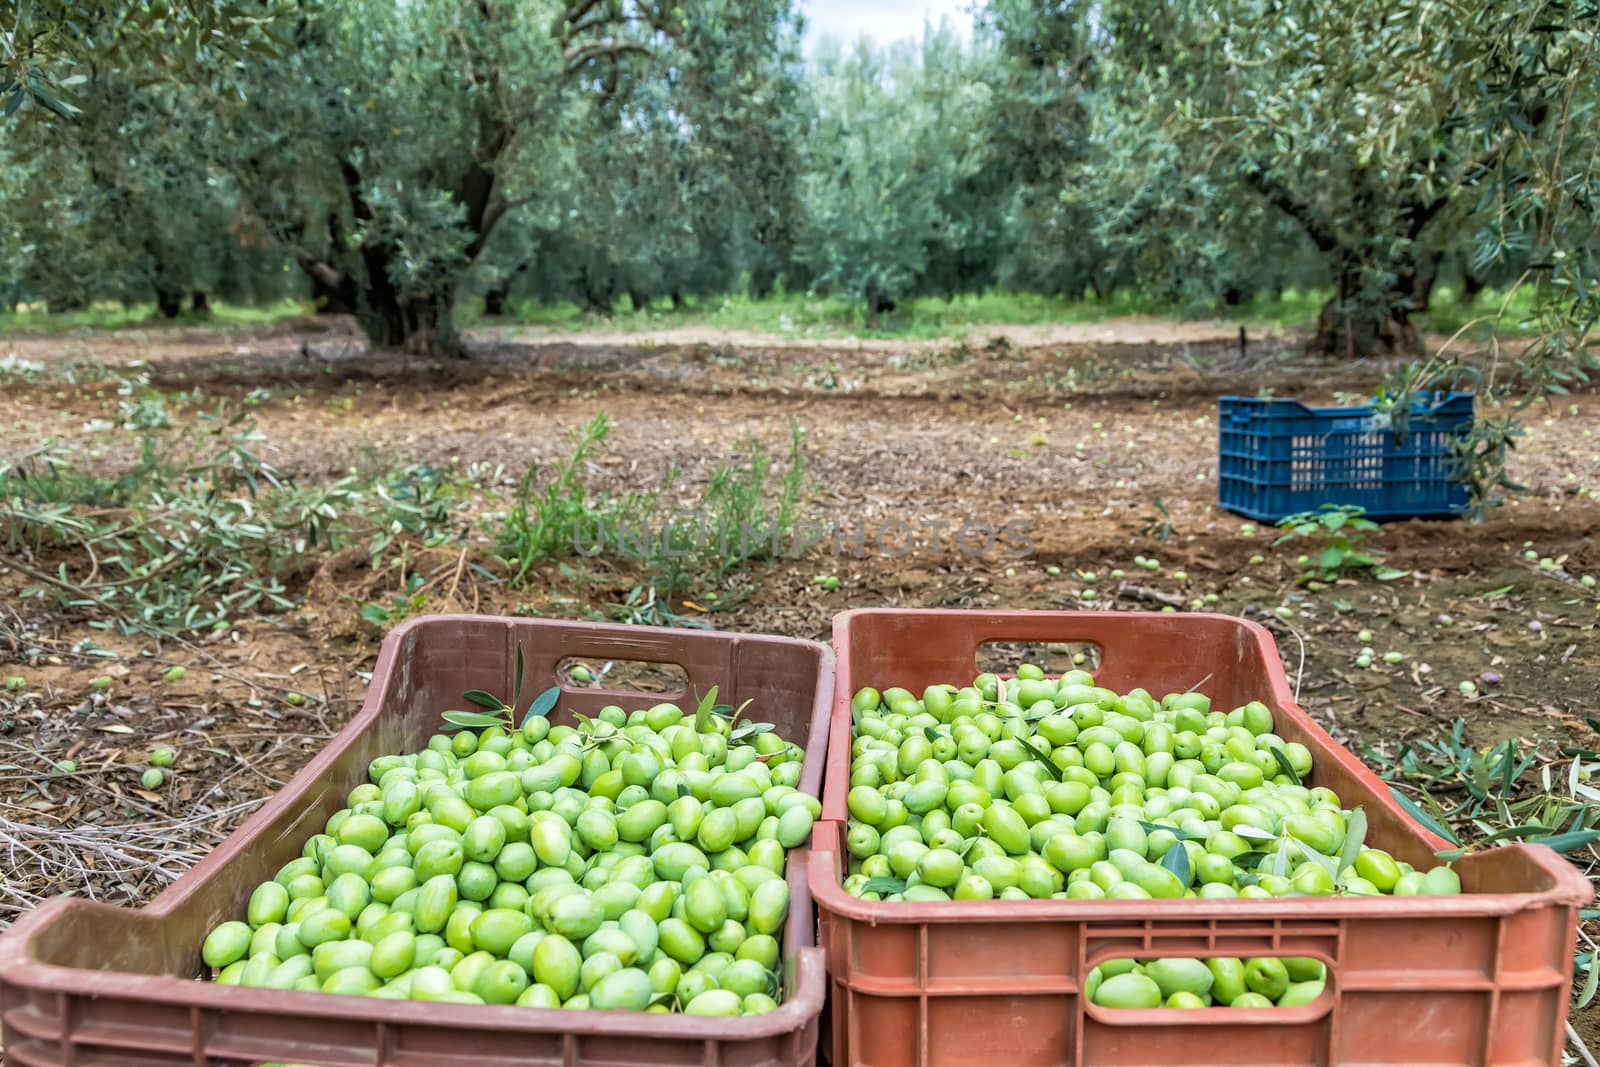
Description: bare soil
xmin=502 ymin=316 xmax=1286 ymax=351
xmin=1 ymin=317 xmax=1597 ymax=1051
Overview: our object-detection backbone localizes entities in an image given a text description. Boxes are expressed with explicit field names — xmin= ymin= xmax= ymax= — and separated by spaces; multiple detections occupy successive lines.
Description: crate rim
xmin=0 ymin=874 xmax=827 ymax=1041
xmin=0 ymin=613 xmax=836 ymax=1057
xmin=809 ymin=821 xmax=1590 ymax=923
xmin=153 ymin=612 xmax=835 ymax=916
xmin=821 ymin=607 xmax=1594 ymax=917
xmin=1217 ymin=389 xmax=1474 ymax=407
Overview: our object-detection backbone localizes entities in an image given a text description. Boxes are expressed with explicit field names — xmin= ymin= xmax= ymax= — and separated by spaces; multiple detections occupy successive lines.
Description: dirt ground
xmin=1 ymin=317 xmax=1597 ymax=1052
xmin=504 ymin=316 xmax=1284 ymax=351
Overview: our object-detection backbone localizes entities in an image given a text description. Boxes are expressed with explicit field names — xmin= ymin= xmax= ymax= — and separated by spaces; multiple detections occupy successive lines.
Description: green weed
xmin=0 ymin=298 xmax=306 ymax=335
xmin=496 ymin=415 xmax=810 ymax=595
xmin=0 ymin=410 xmax=464 ymax=633
xmin=1273 ymin=505 xmax=1388 ymax=581
xmin=606 ymin=583 xmax=712 ymax=629
xmin=503 ymin=288 xmax=1314 ymax=340
xmin=358 ymin=573 xmax=430 ymax=631
xmin=497 ymin=414 xmax=663 ymax=581
xmin=1 ymin=288 xmax=1539 ymax=342
xmin=1421 ymin=285 xmax=1542 ymax=340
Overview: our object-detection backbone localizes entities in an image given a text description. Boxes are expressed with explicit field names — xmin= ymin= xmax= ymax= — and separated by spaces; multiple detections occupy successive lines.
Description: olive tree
xmin=0 ymin=81 xmax=245 ymax=312
xmin=209 ymin=0 xmax=803 ymax=354
xmin=482 ymin=0 xmax=807 ymax=316
xmin=2 ymin=2 xmax=284 ymax=311
xmin=987 ymin=0 xmax=1587 ymax=355
xmin=1209 ymin=0 xmax=1553 ymax=355
xmin=795 ymin=28 xmax=997 ymax=322
xmin=2 ymin=1 xmax=286 ymax=129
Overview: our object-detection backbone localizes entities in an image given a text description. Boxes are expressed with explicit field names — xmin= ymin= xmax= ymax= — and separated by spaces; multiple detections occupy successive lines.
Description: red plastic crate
xmin=813 ymin=609 xmax=1592 ymax=1067
xmin=0 ymin=615 xmax=834 ymax=1067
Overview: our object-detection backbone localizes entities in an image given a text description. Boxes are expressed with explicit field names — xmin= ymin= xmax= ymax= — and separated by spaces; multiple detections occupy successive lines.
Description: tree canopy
xmin=3 ymin=0 xmax=1597 ymax=367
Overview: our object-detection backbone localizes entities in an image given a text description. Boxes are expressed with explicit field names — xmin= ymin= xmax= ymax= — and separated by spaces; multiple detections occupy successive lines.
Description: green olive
xmin=1092 ymin=972 xmax=1162 ymax=1009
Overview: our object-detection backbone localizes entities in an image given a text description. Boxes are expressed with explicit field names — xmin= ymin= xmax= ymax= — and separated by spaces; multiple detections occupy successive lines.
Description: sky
xmin=800 ymin=0 xmax=974 ymax=49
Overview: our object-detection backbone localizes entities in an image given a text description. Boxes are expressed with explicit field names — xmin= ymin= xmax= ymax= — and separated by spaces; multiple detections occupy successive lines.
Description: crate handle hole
xmin=1083 ymin=952 xmax=1333 ymax=1023
xmin=977 ymin=640 xmax=1102 ymax=677
xmin=555 ymin=656 xmax=690 ymax=696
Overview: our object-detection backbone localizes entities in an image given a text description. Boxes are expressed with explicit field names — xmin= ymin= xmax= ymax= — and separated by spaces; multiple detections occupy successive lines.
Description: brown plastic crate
xmin=814 ymin=609 xmax=1592 ymax=1067
xmin=0 ymin=614 xmax=834 ymax=1067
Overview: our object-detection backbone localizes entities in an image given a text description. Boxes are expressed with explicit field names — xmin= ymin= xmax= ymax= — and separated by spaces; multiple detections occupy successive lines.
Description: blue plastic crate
xmin=1218 ymin=392 xmax=1474 ymax=522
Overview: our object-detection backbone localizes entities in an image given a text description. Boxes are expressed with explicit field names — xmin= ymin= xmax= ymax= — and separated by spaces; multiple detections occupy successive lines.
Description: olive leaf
xmin=1388 ymin=785 xmax=1460 ymax=844
xmin=1579 ymin=954 xmax=1600 ymax=1010
xmin=677 ymin=783 xmax=691 ymax=798
xmin=1338 ymin=807 xmax=1367 ymax=871
xmin=1270 ymin=747 xmax=1302 ymax=785
xmin=1139 ymin=821 xmax=1193 ymax=841
xmin=513 ymin=643 xmax=525 ymax=708
xmin=924 ymin=726 xmax=941 ymax=742
xmin=1292 ymin=837 xmax=1338 ymax=879
xmin=1231 ymin=825 xmax=1277 ymax=842
xmin=1532 ymin=829 xmax=1600 ymax=852
xmin=1271 ymin=837 xmax=1292 ymax=879
xmin=1160 ymin=840 xmax=1191 ymax=885
xmin=695 ymin=686 xmax=719 ymax=734
xmin=463 ymin=689 xmax=509 ymax=711
xmin=523 ymin=685 xmax=559 ymax=724
xmin=441 ymin=709 xmax=510 ymax=730
xmin=1230 ymin=850 xmax=1270 ymax=870
xmin=731 ymin=721 xmax=777 ymax=742
xmin=860 ymin=877 xmax=908 ymax=895
xmin=1032 ymin=754 xmax=1065 ymax=782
